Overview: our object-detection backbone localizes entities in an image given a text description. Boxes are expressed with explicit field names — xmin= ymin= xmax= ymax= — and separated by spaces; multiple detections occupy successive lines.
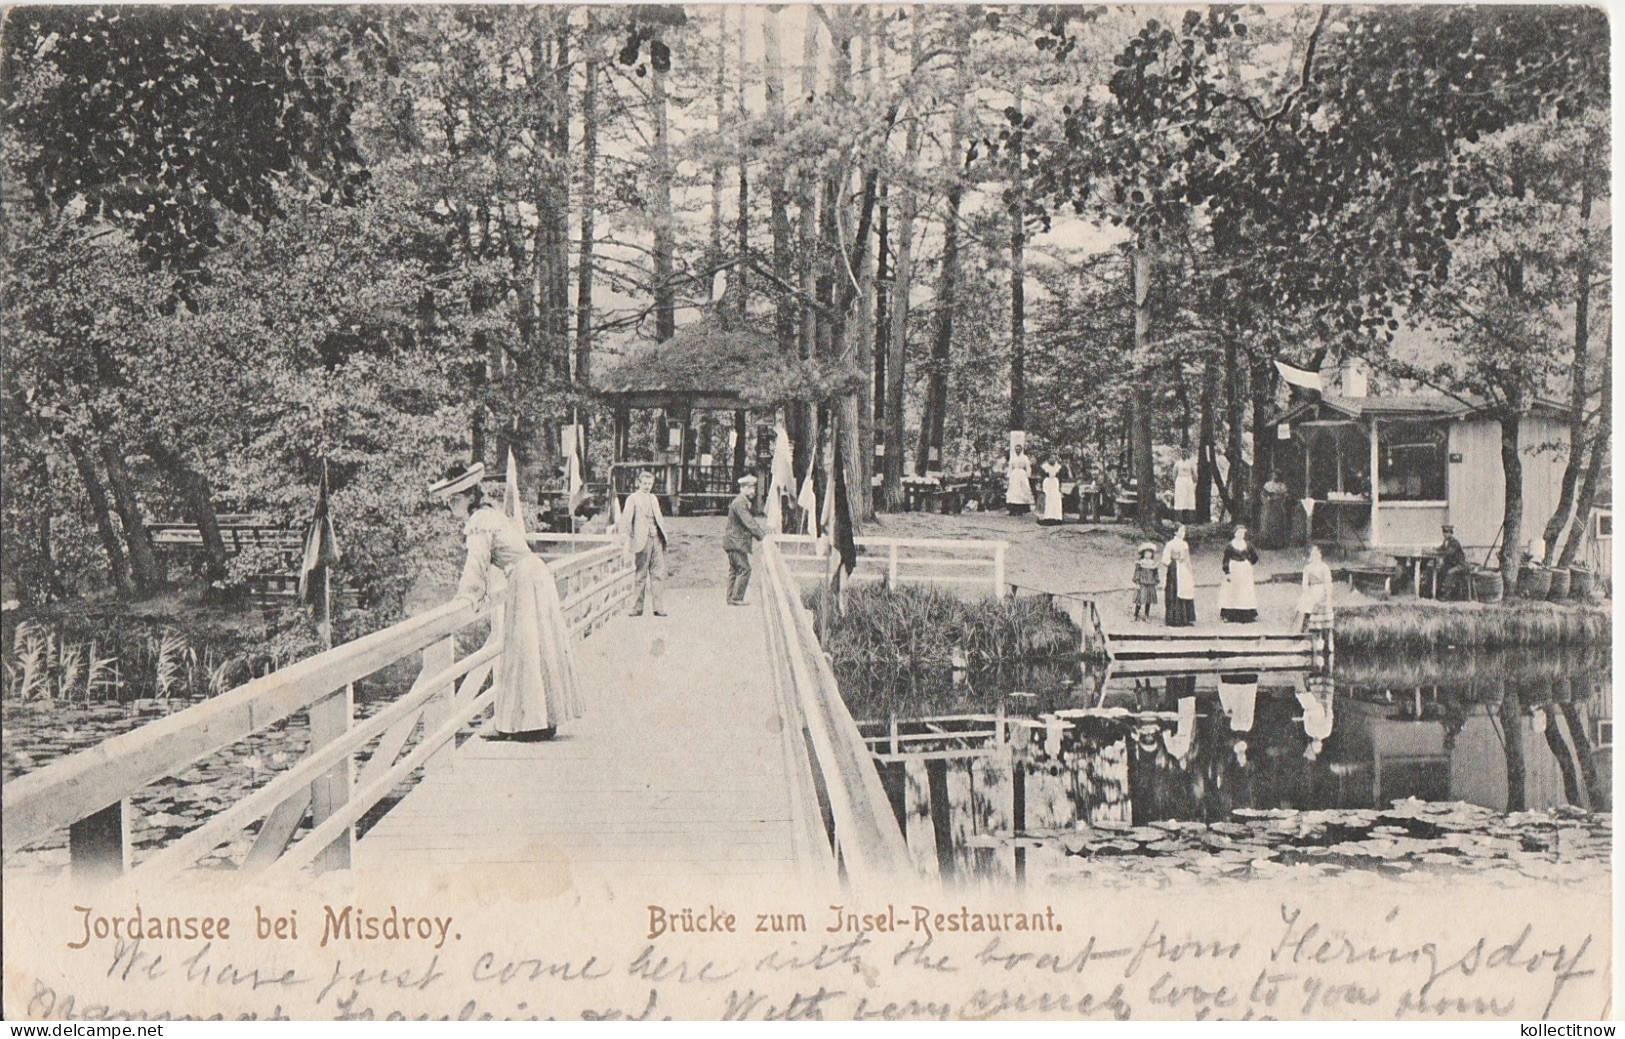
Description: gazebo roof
xmin=595 ymin=310 xmax=859 ymax=409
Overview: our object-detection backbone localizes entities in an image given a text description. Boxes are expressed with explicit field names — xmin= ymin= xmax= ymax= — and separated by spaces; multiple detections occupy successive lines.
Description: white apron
xmin=1173 ymin=460 xmax=1197 ymax=512
xmin=1006 ymin=457 xmax=1034 ymax=505
xmin=1040 ymin=475 xmax=1063 ymax=521
xmin=1162 ymin=539 xmax=1195 ymax=599
xmin=1219 ymin=551 xmax=1258 ymax=613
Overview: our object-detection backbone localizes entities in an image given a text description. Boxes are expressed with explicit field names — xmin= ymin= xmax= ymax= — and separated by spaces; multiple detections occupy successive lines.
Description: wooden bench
xmin=150 ymin=523 xmax=305 ymax=554
xmin=1343 ymin=564 xmax=1396 ymax=597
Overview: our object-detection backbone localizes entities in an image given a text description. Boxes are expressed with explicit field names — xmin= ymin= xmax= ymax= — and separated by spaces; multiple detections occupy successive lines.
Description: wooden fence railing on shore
xmin=1006 ymin=584 xmax=1111 ymax=657
xmin=759 ymin=536 xmax=912 ymax=881
xmin=2 ymin=536 xmax=635 ymax=883
xmin=774 ymin=534 xmax=1007 ymax=599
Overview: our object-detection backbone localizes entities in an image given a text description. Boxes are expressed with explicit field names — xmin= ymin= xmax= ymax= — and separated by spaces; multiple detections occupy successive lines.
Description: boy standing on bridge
xmin=725 ymin=475 xmax=766 ymax=606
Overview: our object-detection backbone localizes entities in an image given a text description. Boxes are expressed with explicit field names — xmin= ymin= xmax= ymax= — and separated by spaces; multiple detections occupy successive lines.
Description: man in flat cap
xmin=1434 ymin=523 xmax=1468 ymax=600
xmin=724 ymin=474 xmax=767 ymax=605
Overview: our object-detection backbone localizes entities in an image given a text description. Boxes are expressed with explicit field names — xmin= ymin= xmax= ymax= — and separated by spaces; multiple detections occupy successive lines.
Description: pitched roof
xmin=595 ymin=311 xmax=860 ymax=406
xmin=1277 ymin=393 xmax=1570 ymax=424
xmin=1318 ymin=394 xmax=1472 ymax=418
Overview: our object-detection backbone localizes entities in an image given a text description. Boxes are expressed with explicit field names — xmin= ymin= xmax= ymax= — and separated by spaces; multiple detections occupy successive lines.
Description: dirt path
xmin=694 ymin=510 xmax=1368 ymax=630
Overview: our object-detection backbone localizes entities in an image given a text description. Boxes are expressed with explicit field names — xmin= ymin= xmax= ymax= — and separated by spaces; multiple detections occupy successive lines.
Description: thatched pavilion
xmin=595 ymin=305 xmax=856 ymax=514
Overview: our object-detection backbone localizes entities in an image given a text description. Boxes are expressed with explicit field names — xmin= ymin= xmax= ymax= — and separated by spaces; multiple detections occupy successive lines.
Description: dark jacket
xmin=724 ymin=492 xmax=766 ymax=553
xmin=1437 ymin=535 xmax=1467 ymax=571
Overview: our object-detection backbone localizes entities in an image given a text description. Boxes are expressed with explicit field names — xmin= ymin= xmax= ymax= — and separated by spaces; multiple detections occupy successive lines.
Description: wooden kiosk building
xmin=1273 ymin=392 xmax=1570 ymax=558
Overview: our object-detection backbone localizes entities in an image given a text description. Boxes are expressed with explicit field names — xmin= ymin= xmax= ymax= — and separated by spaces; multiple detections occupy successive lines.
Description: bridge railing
xmin=773 ymin=534 xmax=1007 ymax=598
xmin=759 ymin=535 xmax=912 ymax=883
xmin=2 ymin=536 xmax=634 ymax=883
xmin=529 ymin=531 xmax=622 ymax=560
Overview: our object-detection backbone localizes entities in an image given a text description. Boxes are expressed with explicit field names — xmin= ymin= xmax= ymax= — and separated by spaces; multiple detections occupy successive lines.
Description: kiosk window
xmin=1377 ymin=421 xmax=1448 ymax=501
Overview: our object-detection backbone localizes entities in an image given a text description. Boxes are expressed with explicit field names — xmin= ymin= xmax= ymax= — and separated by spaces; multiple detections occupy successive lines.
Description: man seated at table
xmin=1434 ymin=524 xmax=1469 ymax=600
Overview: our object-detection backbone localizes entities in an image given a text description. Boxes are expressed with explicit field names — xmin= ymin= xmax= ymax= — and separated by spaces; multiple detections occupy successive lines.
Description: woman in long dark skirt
xmin=1161 ymin=525 xmax=1197 ymax=626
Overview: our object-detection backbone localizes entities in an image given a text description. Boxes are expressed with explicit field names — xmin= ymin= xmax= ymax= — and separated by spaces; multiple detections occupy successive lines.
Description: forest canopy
xmin=1 ymin=4 xmax=1608 ymax=618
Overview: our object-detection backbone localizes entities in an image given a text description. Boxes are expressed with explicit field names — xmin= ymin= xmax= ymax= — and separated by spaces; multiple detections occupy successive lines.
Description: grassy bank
xmin=1335 ymin=600 xmax=1611 ymax=651
xmin=805 ymin=584 xmax=1083 ymax=718
xmin=807 ymin=583 xmax=1080 ymax=672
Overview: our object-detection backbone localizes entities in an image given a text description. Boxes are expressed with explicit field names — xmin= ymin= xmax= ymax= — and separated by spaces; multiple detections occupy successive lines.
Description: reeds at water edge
xmin=807 ymin=583 xmax=1081 ymax=673
xmin=1335 ymin=600 xmax=1610 ymax=651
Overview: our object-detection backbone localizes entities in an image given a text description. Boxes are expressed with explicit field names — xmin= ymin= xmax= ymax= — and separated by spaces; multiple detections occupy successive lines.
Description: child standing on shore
xmin=1133 ymin=542 xmax=1159 ymax=621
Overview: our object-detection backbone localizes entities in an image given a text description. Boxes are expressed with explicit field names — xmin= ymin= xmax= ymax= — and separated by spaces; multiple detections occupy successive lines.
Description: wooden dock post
xmin=925 ymin=759 xmax=955 ymax=879
xmin=1012 ymin=748 xmax=1027 ymax=882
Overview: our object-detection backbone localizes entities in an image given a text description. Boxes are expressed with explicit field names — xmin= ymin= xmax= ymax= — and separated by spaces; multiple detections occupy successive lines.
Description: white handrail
xmin=2 ymin=599 xmax=482 ymax=853
xmin=772 ymin=534 xmax=1008 ymax=597
xmin=7 ymin=538 xmax=636 ymax=877
xmin=760 ymin=536 xmax=911 ymax=880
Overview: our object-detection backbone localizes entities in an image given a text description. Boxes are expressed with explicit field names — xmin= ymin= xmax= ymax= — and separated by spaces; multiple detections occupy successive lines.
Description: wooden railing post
xmin=420 ymin=636 xmax=457 ymax=772
xmin=308 ymin=684 xmax=353 ymax=871
xmin=69 ymin=800 xmax=131 ymax=884
xmin=888 ymin=543 xmax=899 ymax=588
xmin=993 ymin=542 xmax=1008 ymax=597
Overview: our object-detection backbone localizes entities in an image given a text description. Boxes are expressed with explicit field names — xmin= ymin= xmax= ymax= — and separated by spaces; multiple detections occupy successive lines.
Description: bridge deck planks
xmin=357 ymin=588 xmax=805 ymax=881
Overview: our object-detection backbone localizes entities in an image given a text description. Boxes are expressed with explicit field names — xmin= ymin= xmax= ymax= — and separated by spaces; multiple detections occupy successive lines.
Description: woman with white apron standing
xmin=1005 ymin=444 xmax=1034 ymax=516
xmin=1161 ymin=525 xmax=1197 ymax=626
xmin=1172 ymin=455 xmax=1197 ymax=523
xmin=1218 ymin=525 xmax=1260 ymax=623
xmin=1038 ymin=459 xmax=1063 ymax=525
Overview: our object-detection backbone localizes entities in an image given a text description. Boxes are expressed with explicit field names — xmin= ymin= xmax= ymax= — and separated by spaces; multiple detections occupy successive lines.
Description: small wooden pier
xmin=1104 ymin=625 xmax=1332 ymax=675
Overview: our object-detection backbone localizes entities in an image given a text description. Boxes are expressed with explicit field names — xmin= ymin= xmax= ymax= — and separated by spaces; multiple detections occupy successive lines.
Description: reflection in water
xmin=865 ymin=647 xmax=1611 ymax=880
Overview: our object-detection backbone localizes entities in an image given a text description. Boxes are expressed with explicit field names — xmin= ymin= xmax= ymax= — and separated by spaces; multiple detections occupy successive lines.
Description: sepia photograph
xmin=0 ymin=2 xmax=1614 ymax=1022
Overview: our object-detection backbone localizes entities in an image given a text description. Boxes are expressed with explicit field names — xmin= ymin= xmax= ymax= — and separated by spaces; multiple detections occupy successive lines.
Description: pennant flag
xmin=798 ymin=473 xmax=819 ymax=536
xmin=766 ymin=420 xmax=796 ymax=534
xmin=798 ymin=415 xmax=820 ymax=536
xmin=1275 ymin=359 xmax=1322 ymax=392
xmin=563 ymin=424 xmax=587 ymax=513
xmin=829 ymin=438 xmax=857 ymax=579
xmin=503 ymin=449 xmax=528 ymax=535
xmin=298 ymin=463 xmax=341 ymax=607
xmin=820 ymin=457 xmax=836 ymax=551
xmin=765 ymin=473 xmax=783 ymax=534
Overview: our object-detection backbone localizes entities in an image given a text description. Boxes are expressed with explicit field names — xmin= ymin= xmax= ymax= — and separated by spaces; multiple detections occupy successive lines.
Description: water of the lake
xmin=863 ymin=647 xmax=1612 ymax=886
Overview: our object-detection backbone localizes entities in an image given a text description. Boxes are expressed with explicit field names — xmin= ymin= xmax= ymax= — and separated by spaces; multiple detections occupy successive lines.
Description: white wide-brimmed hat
xmin=429 ymin=462 xmax=485 ymax=498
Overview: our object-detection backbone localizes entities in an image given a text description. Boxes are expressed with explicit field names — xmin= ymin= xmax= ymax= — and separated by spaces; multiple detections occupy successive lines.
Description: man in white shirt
xmin=621 ymin=470 xmax=668 ymax=617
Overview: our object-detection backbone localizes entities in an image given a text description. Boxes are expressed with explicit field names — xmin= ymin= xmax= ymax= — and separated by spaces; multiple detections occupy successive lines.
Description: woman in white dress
xmin=1218 ymin=525 xmax=1260 ymax=623
xmin=1294 ymin=545 xmax=1335 ymax=631
xmin=1038 ymin=459 xmax=1063 ymax=525
xmin=434 ymin=462 xmax=581 ymax=742
xmin=1005 ymin=445 xmax=1034 ymax=515
xmin=1172 ymin=455 xmax=1197 ymax=523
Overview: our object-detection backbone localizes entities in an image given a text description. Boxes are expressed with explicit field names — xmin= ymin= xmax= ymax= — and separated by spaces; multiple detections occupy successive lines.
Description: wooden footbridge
xmin=4 ymin=527 xmax=1328 ymax=886
xmin=3 ymin=533 xmax=940 ymax=886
